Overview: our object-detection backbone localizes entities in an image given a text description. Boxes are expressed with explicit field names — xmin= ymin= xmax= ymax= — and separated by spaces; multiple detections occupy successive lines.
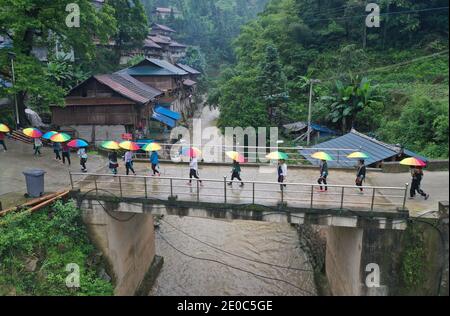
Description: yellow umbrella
xmin=226 ymin=151 xmax=245 ymax=163
xmin=311 ymin=152 xmax=334 ymax=161
xmin=266 ymin=151 xmax=289 ymax=160
xmin=347 ymin=152 xmax=369 ymax=159
xmin=142 ymin=142 xmax=162 ymax=152
xmin=0 ymin=123 xmax=10 ymax=133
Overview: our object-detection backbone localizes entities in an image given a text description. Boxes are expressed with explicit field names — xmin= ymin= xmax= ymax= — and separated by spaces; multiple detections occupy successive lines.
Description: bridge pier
xmin=82 ymin=204 xmax=162 ymax=296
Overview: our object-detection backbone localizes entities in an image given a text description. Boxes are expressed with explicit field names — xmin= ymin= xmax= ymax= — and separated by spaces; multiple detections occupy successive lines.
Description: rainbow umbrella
xmin=266 ymin=151 xmax=289 ymax=160
xmin=50 ymin=133 xmax=72 ymax=143
xmin=68 ymin=139 xmax=89 ymax=148
xmin=182 ymin=147 xmax=202 ymax=158
xmin=311 ymin=152 xmax=334 ymax=161
xmin=42 ymin=131 xmax=58 ymax=140
xmin=400 ymin=157 xmax=427 ymax=167
xmin=0 ymin=123 xmax=10 ymax=133
xmin=119 ymin=141 xmax=141 ymax=151
xmin=142 ymin=142 xmax=162 ymax=152
xmin=347 ymin=152 xmax=370 ymax=159
xmin=23 ymin=128 xmax=43 ymax=138
xmin=226 ymin=151 xmax=245 ymax=163
xmin=101 ymin=141 xmax=121 ymax=151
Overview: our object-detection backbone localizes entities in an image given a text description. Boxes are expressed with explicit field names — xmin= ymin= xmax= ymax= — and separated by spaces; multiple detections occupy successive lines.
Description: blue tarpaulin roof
xmin=155 ymin=106 xmax=181 ymax=121
xmin=152 ymin=112 xmax=177 ymax=128
xmin=0 ymin=77 xmax=12 ymax=88
xmin=300 ymin=129 xmax=427 ymax=167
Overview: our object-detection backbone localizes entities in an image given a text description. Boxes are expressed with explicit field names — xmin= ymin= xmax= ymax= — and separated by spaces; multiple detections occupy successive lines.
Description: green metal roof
xmin=122 ymin=65 xmax=176 ymax=76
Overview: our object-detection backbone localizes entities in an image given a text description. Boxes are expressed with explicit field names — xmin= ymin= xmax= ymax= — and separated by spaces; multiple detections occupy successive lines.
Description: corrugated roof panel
xmin=300 ymin=131 xmax=398 ymax=167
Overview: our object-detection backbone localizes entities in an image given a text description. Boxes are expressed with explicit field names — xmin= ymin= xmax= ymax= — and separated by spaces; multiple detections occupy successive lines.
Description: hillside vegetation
xmin=208 ymin=0 xmax=449 ymax=158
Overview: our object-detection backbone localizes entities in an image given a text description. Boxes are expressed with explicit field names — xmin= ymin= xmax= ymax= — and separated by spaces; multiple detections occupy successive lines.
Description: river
xmin=149 ymin=216 xmax=317 ymax=296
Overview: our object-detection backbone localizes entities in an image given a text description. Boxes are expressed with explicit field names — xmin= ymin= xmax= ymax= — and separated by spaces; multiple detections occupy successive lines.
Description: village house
xmin=153 ymin=7 xmax=182 ymax=19
xmin=117 ymin=58 xmax=197 ymax=128
xmin=50 ymin=73 xmax=163 ymax=145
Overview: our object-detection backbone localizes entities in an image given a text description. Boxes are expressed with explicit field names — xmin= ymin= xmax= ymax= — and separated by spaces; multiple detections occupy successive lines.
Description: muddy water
xmin=149 ymin=216 xmax=317 ymax=296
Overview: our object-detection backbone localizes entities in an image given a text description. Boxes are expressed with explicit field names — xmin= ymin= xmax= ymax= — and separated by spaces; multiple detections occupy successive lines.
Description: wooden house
xmin=51 ymin=73 xmax=162 ymax=144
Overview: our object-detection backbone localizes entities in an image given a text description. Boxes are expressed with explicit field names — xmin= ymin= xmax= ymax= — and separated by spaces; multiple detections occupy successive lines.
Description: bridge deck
xmin=70 ymin=172 xmax=408 ymax=214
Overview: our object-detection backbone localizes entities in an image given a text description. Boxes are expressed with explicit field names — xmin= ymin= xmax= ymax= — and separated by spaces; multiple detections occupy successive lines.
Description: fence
xmin=70 ymin=172 xmax=409 ymax=212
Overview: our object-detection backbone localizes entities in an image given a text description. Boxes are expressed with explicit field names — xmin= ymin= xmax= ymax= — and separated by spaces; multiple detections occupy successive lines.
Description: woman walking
xmin=278 ymin=159 xmax=288 ymax=191
xmin=53 ymin=141 xmax=62 ymax=161
xmin=150 ymin=151 xmax=161 ymax=176
xmin=410 ymin=167 xmax=430 ymax=200
xmin=62 ymin=142 xmax=71 ymax=165
xmin=228 ymin=160 xmax=244 ymax=187
xmin=356 ymin=159 xmax=367 ymax=193
xmin=108 ymin=151 xmax=119 ymax=175
xmin=77 ymin=147 xmax=88 ymax=173
xmin=188 ymin=156 xmax=202 ymax=186
xmin=34 ymin=137 xmax=43 ymax=156
xmin=124 ymin=150 xmax=136 ymax=176
xmin=318 ymin=159 xmax=329 ymax=192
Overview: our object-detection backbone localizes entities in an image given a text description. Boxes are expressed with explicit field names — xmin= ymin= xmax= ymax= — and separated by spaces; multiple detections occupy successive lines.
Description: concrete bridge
xmin=70 ymin=172 xmax=411 ymax=231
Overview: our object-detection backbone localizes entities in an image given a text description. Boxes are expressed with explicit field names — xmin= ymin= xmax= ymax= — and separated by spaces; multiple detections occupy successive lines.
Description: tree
xmin=109 ymin=0 xmax=149 ymax=56
xmin=258 ymin=45 xmax=287 ymax=126
xmin=325 ymin=76 xmax=378 ymax=133
xmin=0 ymin=0 xmax=117 ymax=125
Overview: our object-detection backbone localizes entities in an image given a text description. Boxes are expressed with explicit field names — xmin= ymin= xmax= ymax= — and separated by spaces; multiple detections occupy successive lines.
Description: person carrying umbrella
xmin=228 ymin=160 xmax=244 ymax=187
xmin=318 ymin=159 xmax=329 ymax=192
xmin=62 ymin=142 xmax=71 ymax=165
xmin=109 ymin=151 xmax=119 ymax=175
xmin=188 ymin=156 xmax=203 ymax=186
xmin=150 ymin=151 xmax=161 ymax=176
xmin=34 ymin=137 xmax=43 ymax=156
xmin=356 ymin=159 xmax=367 ymax=193
xmin=77 ymin=147 xmax=88 ymax=173
xmin=124 ymin=150 xmax=136 ymax=176
xmin=53 ymin=141 xmax=62 ymax=161
xmin=0 ymin=131 xmax=7 ymax=152
xmin=410 ymin=167 xmax=430 ymax=200
xmin=278 ymin=159 xmax=288 ymax=191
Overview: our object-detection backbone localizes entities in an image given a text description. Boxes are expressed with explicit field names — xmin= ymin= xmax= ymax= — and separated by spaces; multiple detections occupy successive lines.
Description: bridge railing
xmin=69 ymin=173 xmax=409 ymax=213
xmin=108 ymin=143 xmax=361 ymax=166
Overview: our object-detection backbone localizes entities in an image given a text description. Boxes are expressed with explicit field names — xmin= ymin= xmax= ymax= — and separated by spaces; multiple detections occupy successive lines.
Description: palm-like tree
xmin=326 ymin=76 xmax=377 ymax=132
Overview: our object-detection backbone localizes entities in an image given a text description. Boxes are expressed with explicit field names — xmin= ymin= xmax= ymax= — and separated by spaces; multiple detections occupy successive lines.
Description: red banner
xmin=121 ymin=133 xmax=133 ymax=141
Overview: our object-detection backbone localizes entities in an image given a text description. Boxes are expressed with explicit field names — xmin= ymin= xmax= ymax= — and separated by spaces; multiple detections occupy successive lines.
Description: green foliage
xmin=401 ymin=224 xmax=426 ymax=291
xmin=0 ymin=200 xmax=114 ymax=296
xmin=212 ymin=0 xmax=448 ymax=158
xmin=379 ymin=97 xmax=449 ymax=158
xmin=141 ymin=0 xmax=269 ymax=71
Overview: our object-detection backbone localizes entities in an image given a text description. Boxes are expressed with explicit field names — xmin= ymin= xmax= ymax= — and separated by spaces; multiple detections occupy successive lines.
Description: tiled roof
xmin=299 ymin=129 xmax=427 ymax=167
xmin=169 ymin=41 xmax=187 ymax=48
xmin=151 ymin=23 xmax=176 ymax=33
xmin=183 ymin=79 xmax=197 ymax=87
xmin=176 ymin=63 xmax=201 ymax=75
xmin=144 ymin=38 xmax=162 ymax=49
xmin=94 ymin=74 xmax=162 ymax=104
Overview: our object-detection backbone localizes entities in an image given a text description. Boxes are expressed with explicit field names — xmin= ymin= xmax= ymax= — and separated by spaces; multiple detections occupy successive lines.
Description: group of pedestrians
xmin=34 ymin=138 xmax=87 ymax=171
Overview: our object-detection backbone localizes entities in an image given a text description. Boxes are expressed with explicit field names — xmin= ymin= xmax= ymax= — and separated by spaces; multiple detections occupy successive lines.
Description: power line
xmin=318 ymin=50 xmax=449 ymax=83
xmin=156 ymin=230 xmax=316 ymax=296
xmin=160 ymin=218 xmax=313 ymax=272
xmin=302 ymin=6 xmax=449 ymax=24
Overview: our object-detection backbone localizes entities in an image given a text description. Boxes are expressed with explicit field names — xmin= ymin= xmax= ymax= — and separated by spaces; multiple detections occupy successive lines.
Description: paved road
xmin=1 ymin=139 xmax=447 ymax=216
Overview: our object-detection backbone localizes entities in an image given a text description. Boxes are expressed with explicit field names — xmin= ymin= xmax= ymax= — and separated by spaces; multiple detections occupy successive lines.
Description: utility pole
xmin=307 ymin=79 xmax=321 ymax=146
xmin=8 ymin=52 xmax=19 ymax=129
